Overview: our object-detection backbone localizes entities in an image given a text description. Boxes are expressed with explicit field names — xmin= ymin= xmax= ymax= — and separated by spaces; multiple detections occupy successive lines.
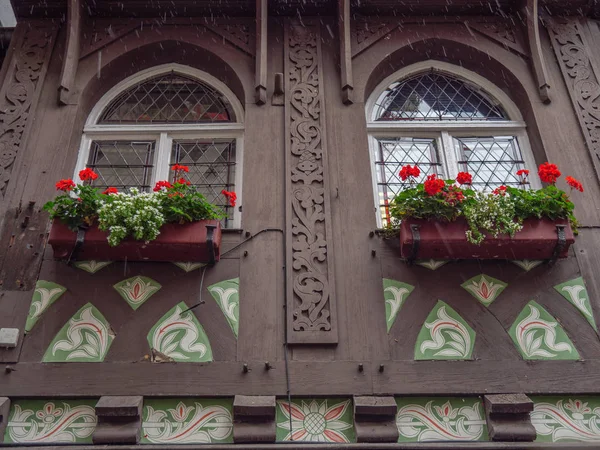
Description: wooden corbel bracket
xmin=524 ymin=0 xmax=551 ymax=103
xmin=58 ymin=0 xmax=82 ymax=105
xmin=339 ymin=0 xmax=354 ymax=105
xmin=255 ymin=0 xmax=267 ymax=105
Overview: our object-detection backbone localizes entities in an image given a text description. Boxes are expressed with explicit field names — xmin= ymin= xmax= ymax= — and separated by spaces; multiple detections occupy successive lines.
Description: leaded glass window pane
xmin=87 ymin=141 xmax=155 ymax=191
xmin=454 ymin=136 xmax=526 ymax=191
xmin=374 ymin=72 xmax=508 ymax=122
xmin=374 ymin=137 xmax=442 ymax=225
xmin=99 ymin=74 xmax=234 ymax=124
xmin=170 ymin=139 xmax=236 ymax=227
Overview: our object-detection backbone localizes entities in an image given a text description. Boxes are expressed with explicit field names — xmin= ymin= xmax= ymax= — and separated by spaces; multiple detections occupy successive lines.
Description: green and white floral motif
xmin=396 ymin=397 xmax=488 ymax=442
xmin=383 ymin=279 xmax=414 ymax=333
xmin=113 ymin=276 xmax=161 ymax=310
xmin=415 ymin=301 xmax=475 ymax=360
xmin=43 ymin=303 xmax=115 ymax=363
xmin=531 ymin=396 xmax=600 ymax=442
xmin=554 ymin=277 xmax=597 ymax=331
xmin=73 ymin=261 xmax=112 ymax=274
xmin=276 ymin=398 xmax=355 ymax=443
xmin=25 ymin=280 xmax=66 ymax=333
xmin=4 ymin=399 xmax=97 ymax=444
xmin=509 ymin=301 xmax=579 ymax=360
xmin=416 ymin=260 xmax=448 ymax=270
xmin=511 ymin=260 xmax=543 ymax=272
xmin=208 ymin=278 xmax=240 ymax=338
xmin=142 ymin=398 xmax=233 ymax=444
xmin=461 ymin=274 xmax=507 ymax=307
xmin=147 ymin=302 xmax=212 ymax=362
xmin=173 ymin=262 xmax=207 ymax=273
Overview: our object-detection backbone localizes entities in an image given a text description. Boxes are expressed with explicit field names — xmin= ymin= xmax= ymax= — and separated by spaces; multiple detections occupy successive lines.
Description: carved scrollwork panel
xmin=547 ymin=19 xmax=600 ymax=181
xmin=0 ymin=22 xmax=57 ymax=196
xmin=285 ymin=20 xmax=338 ymax=344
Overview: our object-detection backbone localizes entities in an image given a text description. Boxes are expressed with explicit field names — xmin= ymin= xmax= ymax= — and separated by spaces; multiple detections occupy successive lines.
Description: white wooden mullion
xmin=154 ymin=132 xmax=172 ymax=184
xmin=440 ymin=131 xmax=459 ymax=180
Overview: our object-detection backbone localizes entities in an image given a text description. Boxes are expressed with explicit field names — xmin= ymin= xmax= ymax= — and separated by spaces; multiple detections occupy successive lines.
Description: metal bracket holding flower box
xmin=400 ymin=218 xmax=574 ymax=262
xmin=49 ymin=220 xmax=222 ymax=264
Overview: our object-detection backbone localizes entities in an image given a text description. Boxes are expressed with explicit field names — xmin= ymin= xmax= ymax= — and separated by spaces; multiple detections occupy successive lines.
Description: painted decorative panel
xmin=173 ymin=262 xmax=206 ymax=273
xmin=25 ymin=280 xmax=66 ymax=333
xmin=276 ymin=398 xmax=355 ymax=443
xmin=396 ymin=397 xmax=488 ymax=442
xmin=461 ymin=274 xmax=507 ymax=307
xmin=147 ymin=302 xmax=212 ymax=362
xmin=382 ymin=278 xmax=414 ymax=333
xmin=73 ymin=261 xmax=112 ymax=274
xmin=43 ymin=303 xmax=115 ymax=363
xmin=509 ymin=300 xmax=579 ymax=360
xmin=415 ymin=301 xmax=475 ymax=360
xmin=114 ymin=276 xmax=161 ymax=310
xmin=511 ymin=260 xmax=543 ymax=272
xmin=284 ymin=19 xmax=338 ymax=344
xmin=531 ymin=396 xmax=600 ymax=442
xmin=4 ymin=399 xmax=97 ymax=444
xmin=208 ymin=277 xmax=240 ymax=338
xmin=415 ymin=260 xmax=448 ymax=271
xmin=141 ymin=398 xmax=233 ymax=444
xmin=554 ymin=277 xmax=597 ymax=331
xmin=0 ymin=22 xmax=57 ymax=195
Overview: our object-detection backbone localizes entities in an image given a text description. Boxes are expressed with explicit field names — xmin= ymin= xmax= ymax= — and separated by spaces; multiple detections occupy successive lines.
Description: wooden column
xmin=0 ymin=397 xmax=10 ymax=443
xmin=338 ymin=0 xmax=354 ymax=104
xmin=523 ymin=0 xmax=551 ymax=103
xmin=255 ymin=0 xmax=267 ymax=105
xmin=284 ymin=19 xmax=338 ymax=344
xmin=58 ymin=0 xmax=81 ymax=105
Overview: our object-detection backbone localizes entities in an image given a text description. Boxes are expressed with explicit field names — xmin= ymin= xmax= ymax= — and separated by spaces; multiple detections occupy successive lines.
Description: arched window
xmin=75 ymin=64 xmax=244 ymax=228
xmin=366 ymin=61 xmax=539 ymax=227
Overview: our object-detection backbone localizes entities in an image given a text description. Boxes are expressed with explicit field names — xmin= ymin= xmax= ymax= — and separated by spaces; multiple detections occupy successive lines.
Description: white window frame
xmin=366 ymin=60 xmax=540 ymax=228
xmin=75 ymin=63 xmax=245 ymax=228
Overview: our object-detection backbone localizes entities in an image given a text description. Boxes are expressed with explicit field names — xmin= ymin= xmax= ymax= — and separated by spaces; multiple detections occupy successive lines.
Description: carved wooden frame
xmin=284 ymin=19 xmax=338 ymax=344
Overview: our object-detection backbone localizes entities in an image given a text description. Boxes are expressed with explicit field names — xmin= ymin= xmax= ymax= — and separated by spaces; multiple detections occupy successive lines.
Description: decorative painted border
xmin=531 ymin=396 xmax=600 ymax=442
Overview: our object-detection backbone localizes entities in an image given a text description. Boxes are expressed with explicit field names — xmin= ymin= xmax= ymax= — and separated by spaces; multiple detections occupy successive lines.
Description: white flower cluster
xmin=464 ymin=191 xmax=523 ymax=245
xmin=97 ymin=188 xmax=166 ymax=246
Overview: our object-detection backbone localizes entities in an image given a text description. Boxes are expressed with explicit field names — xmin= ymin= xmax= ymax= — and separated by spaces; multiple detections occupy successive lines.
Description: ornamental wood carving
xmin=0 ymin=22 xmax=57 ymax=195
xmin=547 ymin=19 xmax=600 ymax=181
xmin=468 ymin=21 xmax=527 ymax=57
xmin=351 ymin=18 xmax=396 ymax=58
xmin=284 ymin=20 xmax=338 ymax=344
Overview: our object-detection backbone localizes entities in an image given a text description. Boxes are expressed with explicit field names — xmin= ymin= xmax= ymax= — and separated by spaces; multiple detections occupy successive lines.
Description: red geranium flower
xmin=56 ymin=179 xmax=76 ymax=191
xmin=171 ymin=164 xmax=189 ymax=173
xmin=423 ymin=174 xmax=445 ymax=196
xmin=538 ymin=162 xmax=561 ymax=184
xmin=493 ymin=185 xmax=507 ymax=196
xmin=78 ymin=168 xmax=98 ymax=181
xmin=516 ymin=169 xmax=529 ymax=177
xmin=566 ymin=176 xmax=584 ymax=192
xmin=455 ymin=172 xmax=472 ymax=185
xmin=222 ymin=189 xmax=237 ymax=207
xmin=103 ymin=187 xmax=118 ymax=195
xmin=153 ymin=180 xmax=173 ymax=192
xmin=399 ymin=165 xmax=420 ymax=181
xmin=177 ymin=178 xmax=191 ymax=186
xmin=442 ymin=185 xmax=465 ymax=205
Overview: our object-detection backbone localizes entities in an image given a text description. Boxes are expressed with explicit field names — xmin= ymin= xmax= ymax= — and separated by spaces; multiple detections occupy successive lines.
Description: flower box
xmin=399 ymin=217 xmax=574 ymax=260
xmin=48 ymin=220 xmax=221 ymax=263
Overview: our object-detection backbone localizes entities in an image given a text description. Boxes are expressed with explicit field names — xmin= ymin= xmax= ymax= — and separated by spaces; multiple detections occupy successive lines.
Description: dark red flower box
xmin=48 ymin=220 xmax=221 ymax=263
xmin=399 ymin=217 xmax=574 ymax=260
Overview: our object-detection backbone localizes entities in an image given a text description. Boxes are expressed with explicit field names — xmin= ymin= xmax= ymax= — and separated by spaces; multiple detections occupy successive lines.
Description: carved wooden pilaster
xmin=58 ymin=0 xmax=81 ymax=105
xmin=284 ymin=20 xmax=338 ymax=344
xmin=524 ymin=0 xmax=551 ymax=103
xmin=547 ymin=18 xmax=600 ymax=184
xmin=255 ymin=0 xmax=267 ymax=105
xmin=484 ymin=394 xmax=536 ymax=441
xmin=0 ymin=21 xmax=57 ymax=196
xmin=92 ymin=396 xmax=143 ymax=444
xmin=353 ymin=396 xmax=398 ymax=443
xmin=233 ymin=395 xmax=276 ymax=443
xmin=0 ymin=397 xmax=10 ymax=443
xmin=338 ymin=0 xmax=354 ymax=104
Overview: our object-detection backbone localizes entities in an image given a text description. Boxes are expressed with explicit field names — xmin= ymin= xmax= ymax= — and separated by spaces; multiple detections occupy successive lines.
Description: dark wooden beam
xmin=338 ymin=0 xmax=353 ymax=104
xmin=523 ymin=0 xmax=551 ymax=103
xmin=58 ymin=0 xmax=82 ymax=105
xmin=255 ymin=0 xmax=267 ymax=105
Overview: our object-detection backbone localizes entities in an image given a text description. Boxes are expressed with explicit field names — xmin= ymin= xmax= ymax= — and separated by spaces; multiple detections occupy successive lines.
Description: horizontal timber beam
xmin=2 ymin=360 xmax=600 ymax=397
